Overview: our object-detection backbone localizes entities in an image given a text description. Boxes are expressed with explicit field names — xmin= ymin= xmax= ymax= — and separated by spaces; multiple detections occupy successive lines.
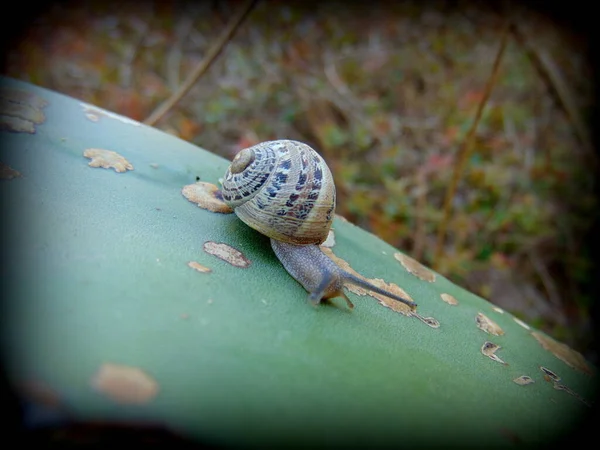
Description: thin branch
xmin=144 ymin=0 xmax=258 ymax=126
xmin=433 ymin=23 xmax=511 ymax=267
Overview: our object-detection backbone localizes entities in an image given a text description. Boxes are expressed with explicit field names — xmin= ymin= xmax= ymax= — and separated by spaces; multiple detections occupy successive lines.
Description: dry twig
xmin=144 ymin=0 xmax=258 ymax=126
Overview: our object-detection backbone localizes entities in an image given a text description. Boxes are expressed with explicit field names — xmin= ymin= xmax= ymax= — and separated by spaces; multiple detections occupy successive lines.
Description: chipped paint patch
xmin=203 ymin=241 xmax=250 ymax=268
xmin=84 ymin=148 xmax=134 ymax=173
xmin=513 ymin=317 xmax=530 ymax=330
xmin=412 ymin=313 xmax=440 ymax=328
xmin=91 ymin=363 xmax=158 ymax=404
xmin=481 ymin=341 xmax=506 ymax=365
xmin=182 ymin=182 xmax=233 ymax=214
xmin=322 ymin=247 xmax=415 ymax=317
xmin=321 ymin=230 xmax=336 ymax=248
xmin=513 ymin=376 xmax=535 ymax=386
xmin=476 ymin=313 xmax=504 ymax=336
xmin=394 ymin=252 xmax=435 ymax=282
xmin=532 ymin=331 xmax=593 ymax=375
xmin=0 ymin=87 xmax=48 ymax=108
xmin=492 ymin=306 xmax=505 ymax=314
xmin=0 ymin=162 xmax=22 ymax=180
xmin=539 ymin=367 xmax=591 ymax=407
xmin=80 ymin=103 xmax=141 ymax=126
xmin=0 ymin=98 xmax=46 ymax=124
xmin=440 ymin=293 xmax=458 ymax=305
xmin=0 ymin=115 xmax=35 ymax=133
xmin=188 ymin=261 xmax=212 ymax=273
xmin=540 ymin=366 xmax=561 ymax=383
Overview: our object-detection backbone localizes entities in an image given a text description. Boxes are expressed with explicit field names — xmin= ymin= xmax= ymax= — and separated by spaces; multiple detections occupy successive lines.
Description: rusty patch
xmin=80 ymin=103 xmax=141 ymax=126
xmin=321 ymin=229 xmax=336 ymax=248
xmin=476 ymin=313 xmax=505 ymax=336
xmin=0 ymin=162 xmax=22 ymax=180
xmin=513 ymin=317 xmax=530 ymax=330
xmin=440 ymin=293 xmax=459 ymax=305
xmin=322 ymin=247 xmax=415 ymax=316
xmin=532 ymin=331 xmax=593 ymax=375
xmin=91 ymin=363 xmax=158 ymax=404
xmin=203 ymin=241 xmax=250 ymax=268
xmin=513 ymin=375 xmax=535 ymax=386
xmin=188 ymin=261 xmax=212 ymax=273
xmin=84 ymin=148 xmax=134 ymax=173
xmin=19 ymin=379 xmax=61 ymax=407
xmin=182 ymin=182 xmax=233 ymax=214
xmin=0 ymin=87 xmax=48 ymax=108
xmin=481 ymin=341 xmax=507 ymax=365
xmin=0 ymin=115 xmax=35 ymax=133
xmin=394 ymin=252 xmax=435 ymax=282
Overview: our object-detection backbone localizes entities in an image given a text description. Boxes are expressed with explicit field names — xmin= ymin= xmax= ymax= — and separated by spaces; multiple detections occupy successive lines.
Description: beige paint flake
xmin=513 ymin=317 xmax=530 ymax=330
xmin=84 ymin=148 xmax=134 ymax=173
xmin=80 ymin=103 xmax=141 ymax=126
xmin=475 ymin=313 xmax=504 ymax=336
xmin=0 ymin=87 xmax=48 ymax=108
xmin=532 ymin=331 xmax=593 ymax=375
xmin=321 ymin=229 xmax=336 ymax=248
xmin=0 ymin=162 xmax=22 ymax=180
xmin=91 ymin=363 xmax=158 ymax=404
xmin=481 ymin=341 xmax=506 ymax=365
xmin=188 ymin=261 xmax=212 ymax=273
xmin=440 ymin=293 xmax=459 ymax=305
xmin=394 ymin=252 xmax=436 ymax=282
xmin=0 ymin=115 xmax=35 ymax=134
xmin=182 ymin=182 xmax=233 ymax=214
xmin=203 ymin=241 xmax=251 ymax=268
xmin=322 ymin=247 xmax=415 ymax=317
xmin=0 ymin=98 xmax=46 ymax=124
xmin=540 ymin=366 xmax=561 ymax=383
xmin=513 ymin=375 xmax=535 ymax=386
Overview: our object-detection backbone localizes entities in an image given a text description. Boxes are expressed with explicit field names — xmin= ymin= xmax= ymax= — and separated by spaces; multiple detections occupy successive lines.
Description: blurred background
xmin=2 ymin=0 xmax=596 ymax=359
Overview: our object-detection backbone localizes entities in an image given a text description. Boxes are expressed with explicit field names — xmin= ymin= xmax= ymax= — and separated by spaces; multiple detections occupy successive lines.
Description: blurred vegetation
xmin=4 ymin=0 xmax=595 ymax=357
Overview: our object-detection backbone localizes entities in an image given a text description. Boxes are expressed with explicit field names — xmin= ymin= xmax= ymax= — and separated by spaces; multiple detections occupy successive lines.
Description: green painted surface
xmin=0 ymin=77 xmax=594 ymax=447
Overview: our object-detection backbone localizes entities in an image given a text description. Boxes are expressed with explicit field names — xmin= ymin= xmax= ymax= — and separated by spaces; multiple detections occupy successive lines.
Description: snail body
xmin=222 ymin=140 xmax=416 ymax=310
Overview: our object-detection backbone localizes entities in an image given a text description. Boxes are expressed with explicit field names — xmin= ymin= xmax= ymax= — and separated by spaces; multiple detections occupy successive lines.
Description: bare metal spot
xmin=553 ymin=383 xmax=591 ymax=407
xmin=540 ymin=366 xmax=561 ymax=383
xmin=513 ymin=376 xmax=535 ymax=386
xmin=394 ymin=252 xmax=436 ymax=282
xmin=203 ymin=241 xmax=250 ymax=268
xmin=322 ymin=247 xmax=415 ymax=316
xmin=532 ymin=332 xmax=593 ymax=375
xmin=80 ymin=103 xmax=141 ymax=126
xmin=182 ymin=182 xmax=233 ymax=214
xmin=481 ymin=341 xmax=507 ymax=365
xmin=91 ymin=363 xmax=158 ymax=404
xmin=0 ymin=162 xmax=22 ymax=180
xmin=440 ymin=293 xmax=458 ymax=305
xmin=492 ymin=306 xmax=505 ymax=314
xmin=84 ymin=148 xmax=134 ymax=173
xmin=188 ymin=261 xmax=212 ymax=273
xmin=513 ymin=317 xmax=530 ymax=330
xmin=0 ymin=115 xmax=35 ymax=133
xmin=476 ymin=313 xmax=505 ymax=336
xmin=19 ymin=380 xmax=61 ymax=407
xmin=321 ymin=230 xmax=336 ymax=248
xmin=0 ymin=87 xmax=48 ymax=108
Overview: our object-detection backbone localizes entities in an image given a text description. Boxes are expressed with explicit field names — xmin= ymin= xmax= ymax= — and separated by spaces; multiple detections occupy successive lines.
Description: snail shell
xmin=221 ymin=140 xmax=336 ymax=245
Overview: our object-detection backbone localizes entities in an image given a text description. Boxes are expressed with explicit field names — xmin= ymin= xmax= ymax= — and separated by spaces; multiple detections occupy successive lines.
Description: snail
xmin=221 ymin=139 xmax=416 ymax=310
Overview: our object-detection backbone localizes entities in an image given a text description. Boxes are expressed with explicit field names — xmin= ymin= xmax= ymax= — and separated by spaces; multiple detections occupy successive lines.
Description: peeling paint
xmin=513 ymin=317 xmax=530 ymax=330
xmin=321 ymin=247 xmax=415 ymax=317
xmin=80 ymin=103 xmax=141 ymax=126
xmin=0 ymin=98 xmax=46 ymax=123
xmin=321 ymin=230 xmax=336 ymax=248
xmin=481 ymin=341 xmax=506 ymax=365
xmin=188 ymin=261 xmax=212 ymax=273
xmin=182 ymin=182 xmax=233 ymax=214
xmin=539 ymin=367 xmax=591 ymax=407
xmin=91 ymin=363 xmax=158 ymax=404
xmin=0 ymin=162 xmax=22 ymax=180
xmin=513 ymin=376 xmax=535 ymax=386
xmin=412 ymin=313 xmax=440 ymax=328
xmin=0 ymin=87 xmax=48 ymax=108
xmin=83 ymin=148 xmax=134 ymax=173
xmin=203 ymin=241 xmax=251 ymax=268
xmin=475 ymin=313 xmax=504 ymax=336
xmin=394 ymin=252 xmax=435 ymax=282
xmin=0 ymin=115 xmax=35 ymax=133
xmin=532 ymin=331 xmax=593 ymax=375
xmin=440 ymin=293 xmax=458 ymax=305
xmin=540 ymin=366 xmax=561 ymax=382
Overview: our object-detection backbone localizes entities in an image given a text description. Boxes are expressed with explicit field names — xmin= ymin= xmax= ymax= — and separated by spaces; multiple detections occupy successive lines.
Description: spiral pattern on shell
xmin=221 ymin=140 xmax=336 ymax=245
